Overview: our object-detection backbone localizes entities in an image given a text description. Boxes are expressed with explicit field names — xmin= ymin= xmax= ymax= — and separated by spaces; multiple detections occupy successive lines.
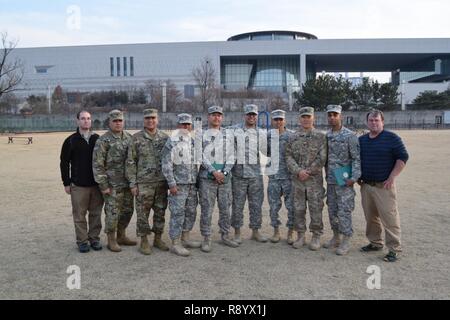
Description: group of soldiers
xmin=89 ymin=103 xmax=361 ymax=257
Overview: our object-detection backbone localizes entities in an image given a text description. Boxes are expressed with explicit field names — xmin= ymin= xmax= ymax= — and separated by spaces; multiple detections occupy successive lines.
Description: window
xmin=116 ymin=57 xmax=121 ymax=76
xmin=123 ymin=57 xmax=127 ymax=76
xmin=130 ymin=56 xmax=134 ymax=76
xmin=184 ymin=85 xmax=195 ymax=98
xmin=436 ymin=116 xmax=442 ymax=125
xmin=35 ymin=65 xmax=53 ymax=74
xmin=110 ymin=57 xmax=114 ymax=76
xmin=346 ymin=116 xmax=354 ymax=125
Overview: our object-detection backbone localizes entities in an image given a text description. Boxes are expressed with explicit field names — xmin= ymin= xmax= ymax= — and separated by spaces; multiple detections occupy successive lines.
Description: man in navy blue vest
xmin=358 ymin=110 xmax=409 ymax=262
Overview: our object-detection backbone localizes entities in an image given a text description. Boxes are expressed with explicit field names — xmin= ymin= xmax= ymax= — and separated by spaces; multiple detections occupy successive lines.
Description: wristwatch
xmin=221 ymin=170 xmax=228 ymax=176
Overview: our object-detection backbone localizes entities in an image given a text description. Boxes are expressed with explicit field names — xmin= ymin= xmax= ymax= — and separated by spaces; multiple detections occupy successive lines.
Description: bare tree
xmin=192 ymin=56 xmax=216 ymax=111
xmin=144 ymin=79 xmax=182 ymax=112
xmin=0 ymin=32 xmax=24 ymax=98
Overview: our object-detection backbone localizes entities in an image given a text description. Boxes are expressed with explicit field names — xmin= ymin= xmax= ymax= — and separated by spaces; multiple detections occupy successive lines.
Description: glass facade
xmin=221 ymin=55 xmax=300 ymax=93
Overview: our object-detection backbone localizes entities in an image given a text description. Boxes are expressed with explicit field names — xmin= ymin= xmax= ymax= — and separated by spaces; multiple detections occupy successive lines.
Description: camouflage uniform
xmin=266 ymin=128 xmax=295 ymax=228
xmin=286 ymin=127 xmax=327 ymax=236
xmin=199 ymin=125 xmax=235 ymax=237
xmin=125 ymin=128 xmax=169 ymax=236
xmin=230 ymin=115 xmax=267 ymax=230
xmin=93 ymin=129 xmax=133 ymax=234
xmin=161 ymin=117 xmax=199 ymax=241
xmin=326 ymin=126 xmax=361 ymax=237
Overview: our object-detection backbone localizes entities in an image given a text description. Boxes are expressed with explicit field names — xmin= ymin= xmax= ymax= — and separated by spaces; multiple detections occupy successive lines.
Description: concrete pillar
xmin=299 ymin=54 xmax=306 ymax=90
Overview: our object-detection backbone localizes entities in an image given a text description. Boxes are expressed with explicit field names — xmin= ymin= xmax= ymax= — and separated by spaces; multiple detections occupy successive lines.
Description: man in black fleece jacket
xmin=60 ymin=111 xmax=104 ymax=253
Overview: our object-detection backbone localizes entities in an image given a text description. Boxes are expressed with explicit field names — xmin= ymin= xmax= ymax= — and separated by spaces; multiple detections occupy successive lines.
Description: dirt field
xmin=0 ymin=130 xmax=449 ymax=300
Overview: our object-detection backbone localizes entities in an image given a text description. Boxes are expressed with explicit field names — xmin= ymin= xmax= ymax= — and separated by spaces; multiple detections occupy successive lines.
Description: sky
xmin=1 ymin=0 xmax=449 ymax=48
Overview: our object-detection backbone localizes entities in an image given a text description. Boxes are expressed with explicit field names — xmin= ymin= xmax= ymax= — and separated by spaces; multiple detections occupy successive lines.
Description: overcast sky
xmin=1 ymin=0 xmax=449 ymax=48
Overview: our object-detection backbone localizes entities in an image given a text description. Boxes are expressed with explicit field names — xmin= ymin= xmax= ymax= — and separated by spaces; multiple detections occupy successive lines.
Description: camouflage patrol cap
xmin=244 ymin=104 xmax=258 ymax=115
xmin=109 ymin=109 xmax=124 ymax=120
xmin=326 ymin=104 xmax=342 ymax=114
xmin=143 ymin=108 xmax=158 ymax=118
xmin=208 ymin=105 xmax=223 ymax=114
xmin=177 ymin=113 xmax=192 ymax=124
xmin=299 ymin=107 xmax=314 ymax=117
xmin=271 ymin=109 xmax=286 ymax=119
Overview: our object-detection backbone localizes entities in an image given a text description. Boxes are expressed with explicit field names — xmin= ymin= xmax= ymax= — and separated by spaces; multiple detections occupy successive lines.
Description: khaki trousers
xmin=70 ymin=184 xmax=104 ymax=244
xmin=360 ymin=183 xmax=402 ymax=252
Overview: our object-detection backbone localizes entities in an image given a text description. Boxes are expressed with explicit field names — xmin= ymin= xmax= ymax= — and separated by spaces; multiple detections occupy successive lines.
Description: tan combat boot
xmin=221 ymin=233 xmax=239 ymax=248
xmin=200 ymin=236 xmax=212 ymax=253
xmin=153 ymin=232 xmax=169 ymax=251
xmin=107 ymin=232 xmax=122 ymax=252
xmin=309 ymin=234 xmax=321 ymax=251
xmin=181 ymin=231 xmax=201 ymax=248
xmin=292 ymin=232 xmax=305 ymax=249
xmin=323 ymin=230 xmax=341 ymax=249
xmin=139 ymin=235 xmax=152 ymax=255
xmin=234 ymin=228 xmax=242 ymax=245
xmin=336 ymin=235 xmax=351 ymax=256
xmin=170 ymin=238 xmax=190 ymax=257
xmin=270 ymin=227 xmax=281 ymax=243
xmin=116 ymin=227 xmax=137 ymax=246
xmin=287 ymin=228 xmax=295 ymax=245
xmin=251 ymin=229 xmax=268 ymax=243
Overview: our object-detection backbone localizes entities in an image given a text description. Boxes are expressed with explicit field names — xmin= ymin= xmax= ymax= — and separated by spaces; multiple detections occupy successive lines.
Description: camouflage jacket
xmin=266 ymin=128 xmax=294 ymax=180
xmin=161 ymin=133 xmax=199 ymax=188
xmin=229 ymin=122 xmax=267 ymax=178
xmin=326 ymin=126 xmax=361 ymax=184
xmin=93 ymin=130 xmax=132 ymax=190
xmin=199 ymin=127 xmax=235 ymax=180
xmin=285 ymin=128 xmax=327 ymax=184
xmin=125 ymin=129 xmax=169 ymax=188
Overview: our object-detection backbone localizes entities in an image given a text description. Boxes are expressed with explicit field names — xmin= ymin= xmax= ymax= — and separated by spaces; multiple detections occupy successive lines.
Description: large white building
xmin=10 ymin=30 xmax=450 ymax=104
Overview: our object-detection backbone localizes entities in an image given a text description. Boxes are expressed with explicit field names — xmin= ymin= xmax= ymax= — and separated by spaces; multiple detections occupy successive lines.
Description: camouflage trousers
xmin=292 ymin=180 xmax=325 ymax=235
xmin=103 ymin=187 xmax=134 ymax=234
xmin=168 ymin=184 xmax=198 ymax=240
xmin=327 ymin=184 xmax=356 ymax=236
xmin=267 ymin=178 xmax=294 ymax=228
xmin=231 ymin=175 xmax=264 ymax=230
xmin=199 ymin=178 xmax=232 ymax=237
xmin=136 ymin=182 xmax=168 ymax=236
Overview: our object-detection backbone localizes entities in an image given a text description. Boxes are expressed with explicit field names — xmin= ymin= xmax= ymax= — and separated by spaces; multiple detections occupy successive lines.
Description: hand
xmin=298 ymin=170 xmax=310 ymax=182
xmin=131 ymin=186 xmax=139 ymax=196
xmin=101 ymin=188 xmax=112 ymax=195
xmin=169 ymin=186 xmax=178 ymax=195
xmin=383 ymin=176 xmax=395 ymax=189
xmin=345 ymin=179 xmax=355 ymax=187
xmin=213 ymin=171 xmax=225 ymax=184
xmin=64 ymin=186 xmax=71 ymax=195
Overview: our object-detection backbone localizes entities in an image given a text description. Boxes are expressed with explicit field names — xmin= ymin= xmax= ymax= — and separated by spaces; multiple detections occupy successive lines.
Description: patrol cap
xmin=208 ymin=105 xmax=223 ymax=115
xmin=143 ymin=108 xmax=158 ymax=118
xmin=299 ymin=107 xmax=314 ymax=117
xmin=109 ymin=109 xmax=124 ymax=120
xmin=271 ymin=109 xmax=286 ymax=119
xmin=326 ymin=104 xmax=342 ymax=114
xmin=177 ymin=113 xmax=192 ymax=124
xmin=244 ymin=104 xmax=258 ymax=115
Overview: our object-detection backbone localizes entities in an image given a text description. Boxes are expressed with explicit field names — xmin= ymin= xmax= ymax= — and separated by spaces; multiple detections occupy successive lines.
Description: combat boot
xmin=170 ymin=238 xmax=190 ymax=257
xmin=323 ymin=230 xmax=341 ymax=249
xmin=234 ymin=228 xmax=242 ymax=245
xmin=251 ymin=229 xmax=268 ymax=243
xmin=201 ymin=236 xmax=212 ymax=253
xmin=309 ymin=234 xmax=321 ymax=251
xmin=292 ymin=232 xmax=305 ymax=249
xmin=107 ymin=232 xmax=122 ymax=252
xmin=221 ymin=233 xmax=239 ymax=248
xmin=116 ymin=227 xmax=137 ymax=246
xmin=336 ymin=235 xmax=351 ymax=256
xmin=139 ymin=235 xmax=152 ymax=255
xmin=181 ymin=231 xmax=201 ymax=248
xmin=270 ymin=227 xmax=280 ymax=243
xmin=153 ymin=232 xmax=169 ymax=251
xmin=287 ymin=228 xmax=295 ymax=245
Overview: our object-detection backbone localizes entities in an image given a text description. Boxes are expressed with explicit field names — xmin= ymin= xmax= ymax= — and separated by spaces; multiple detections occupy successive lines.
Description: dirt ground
xmin=0 ymin=130 xmax=449 ymax=300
